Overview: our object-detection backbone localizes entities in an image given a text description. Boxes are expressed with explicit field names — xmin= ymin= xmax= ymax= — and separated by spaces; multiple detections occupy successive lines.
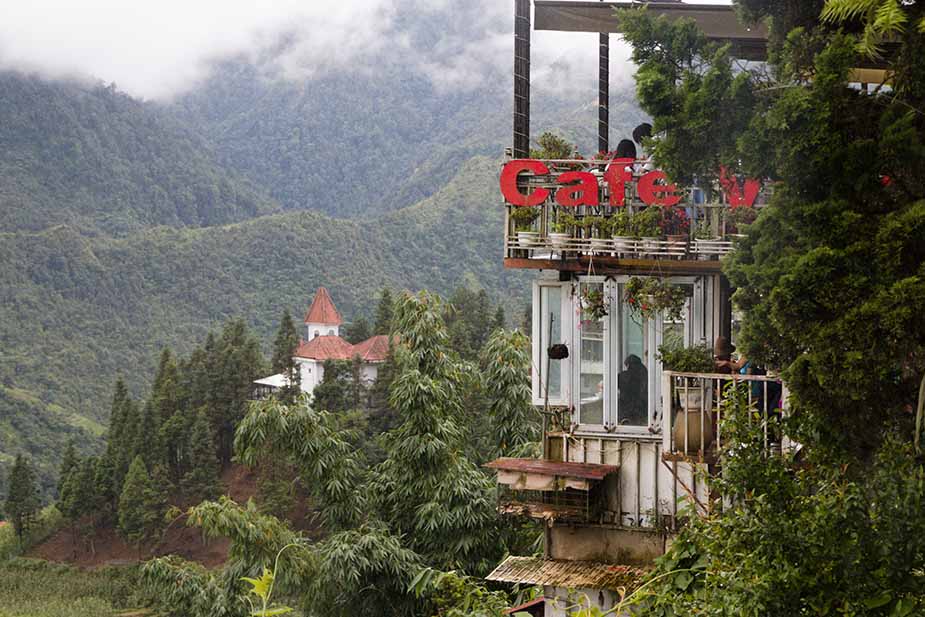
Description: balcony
xmin=660 ymin=370 xmax=788 ymax=464
xmin=501 ymin=158 xmax=768 ymax=271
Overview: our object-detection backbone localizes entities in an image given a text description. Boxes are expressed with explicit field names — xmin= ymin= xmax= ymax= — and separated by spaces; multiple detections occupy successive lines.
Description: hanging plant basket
xmin=623 ymin=277 xmax=689 ymax=321
xmin=580 ymin=287 xmax=609 ymax=321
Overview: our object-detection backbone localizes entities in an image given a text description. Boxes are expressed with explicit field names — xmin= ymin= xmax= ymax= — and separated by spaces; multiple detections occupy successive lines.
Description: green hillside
xmin=0 ymin=155 xmax=528 ymax=497
xmin=0 ymin=71 xmax=279 ymax=235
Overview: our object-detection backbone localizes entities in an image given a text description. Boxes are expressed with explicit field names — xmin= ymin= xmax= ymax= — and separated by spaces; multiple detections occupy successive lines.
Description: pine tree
xmin=374 ymin=288 xmax=395 ymax=335
xmin=56 ymin=439 xmax=79 ymax=498
xmin=118 ymin=456 xmax=153 ymax=547
xmin=212 ymin=319 xmax=266 ymax=466
xmin=181 ymin=409 xmax=221 ymax=501
xmin=92 ymin=455 xmax=118 ymax=521
xmin=344 ymin=316 xmax=372 ymax=344
xmin=134 ymin=401 xmax=164 ymax=469
xmin=151 ymin=348 xmax=180 ymax=421
xmin=271 ymin=310 xmax=301 ymax=402
xmin=159 ymin=411 xmax=189 ymax=485
xmin=492 ymin=305 xmax=505 ymax=332
xmin=4 ymin=455 xmax=40 ymax=545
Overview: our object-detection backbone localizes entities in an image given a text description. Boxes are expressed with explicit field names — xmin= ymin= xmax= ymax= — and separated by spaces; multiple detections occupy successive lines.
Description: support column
xmin=598 ymin=32 xmax=609 ymax=154
xmin=513 ymin=0 xmax=531 ymax=158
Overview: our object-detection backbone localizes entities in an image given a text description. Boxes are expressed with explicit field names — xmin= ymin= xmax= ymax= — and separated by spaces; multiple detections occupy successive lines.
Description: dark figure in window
xmin=618 ymin=354 xmax=648 ymax=425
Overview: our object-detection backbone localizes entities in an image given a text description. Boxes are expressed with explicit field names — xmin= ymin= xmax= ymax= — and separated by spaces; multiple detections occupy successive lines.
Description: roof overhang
xmin=534 ymin=1 xmax=768 ymax=60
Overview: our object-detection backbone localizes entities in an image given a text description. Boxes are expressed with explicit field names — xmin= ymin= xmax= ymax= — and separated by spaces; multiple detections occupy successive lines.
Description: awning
xmin=534 ymin=1 xmax=769 ymax=60
xmin=487 ymin=556 xmax=648 ymax=591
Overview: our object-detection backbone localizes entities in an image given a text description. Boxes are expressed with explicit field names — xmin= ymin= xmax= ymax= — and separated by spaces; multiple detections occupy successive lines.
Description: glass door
xmin=576 ymin=279 xmax=607 ymax=428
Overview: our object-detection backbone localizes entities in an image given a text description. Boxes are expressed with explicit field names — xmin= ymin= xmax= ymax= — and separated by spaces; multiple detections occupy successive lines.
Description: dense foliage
xmin=617 ymin=0 xmax=925 ymax=613
xmin=142 ymin=291 xmax=538 ymax=617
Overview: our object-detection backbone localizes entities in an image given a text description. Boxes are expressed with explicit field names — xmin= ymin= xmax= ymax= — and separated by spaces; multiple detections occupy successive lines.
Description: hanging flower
xmin=580 ymin=287 xmax=609 ymax=320
xmin=623 ymin=277 xmax=689 ymax=321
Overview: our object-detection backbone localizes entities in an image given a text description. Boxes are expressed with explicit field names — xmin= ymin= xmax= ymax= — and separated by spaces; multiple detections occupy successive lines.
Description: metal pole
xmin=598 ymin=32 xmax=609 ymax=154
xmin=513 ymin=0 xmax=531 ymax=158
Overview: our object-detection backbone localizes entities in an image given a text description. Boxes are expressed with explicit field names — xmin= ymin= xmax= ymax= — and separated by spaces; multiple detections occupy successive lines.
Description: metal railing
xmin=660 ymin=370 xmax=788 ymax=460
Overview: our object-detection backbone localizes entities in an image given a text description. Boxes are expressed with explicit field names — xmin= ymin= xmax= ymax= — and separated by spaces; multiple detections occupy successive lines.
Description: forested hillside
xmin=0 ymin=72 xmax=279 ymax=235
xmin=0 ymin=155 xmax=528 ymax=497
xmin=0 ymin=54 xmax=644 ymax=500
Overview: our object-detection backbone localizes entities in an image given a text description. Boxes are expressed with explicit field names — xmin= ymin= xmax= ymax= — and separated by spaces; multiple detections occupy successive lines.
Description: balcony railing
xmin=660 ymin=370 xmax=788 ymax=462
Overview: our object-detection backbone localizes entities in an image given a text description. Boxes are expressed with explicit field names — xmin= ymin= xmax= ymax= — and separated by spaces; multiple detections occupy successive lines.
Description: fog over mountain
xmin=0 ymin=0 xmax=638 ymax=100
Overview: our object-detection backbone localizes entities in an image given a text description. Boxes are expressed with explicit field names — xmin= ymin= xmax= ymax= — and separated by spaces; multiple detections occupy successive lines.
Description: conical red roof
xmin=303 ymin=287 xmax=342 ymax=326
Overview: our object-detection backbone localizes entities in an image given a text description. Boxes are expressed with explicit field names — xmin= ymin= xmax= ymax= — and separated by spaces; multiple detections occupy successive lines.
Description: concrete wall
xmin=548 ymin=525 xmax=666 ymax=565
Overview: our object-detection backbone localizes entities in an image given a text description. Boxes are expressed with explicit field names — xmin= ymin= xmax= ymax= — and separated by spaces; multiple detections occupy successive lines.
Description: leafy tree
xmin=374 ymin=288 xmax=395 ymax=335
xmin=270 ymin=310 xmax=301 ymax=402
xmin=312 ymin=358 xmax=365 ymax=413
xmin=616 ymin=2 xmax=925 ymax=613
xmin=481 ymin=330 xmax=537 ymax=456
xmin=118 ymin=455 xmax=155 ymax=547
xmin=371 ymin=291 xmax=499 ymax=573
xmin=619 ymin=0 xmax=925 ymax=460
xmin=492 ymin=305 xmax=505 ymax=332
xmin=181 ymin=409 xmax=221 ymax=502
xmin=4 ymin=455 xmax=41 ymax=545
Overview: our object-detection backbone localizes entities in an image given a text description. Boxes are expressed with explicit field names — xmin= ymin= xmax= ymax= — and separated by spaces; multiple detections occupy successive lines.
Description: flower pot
xmin=694 ymin=238 xmax=722 ymax=260
xmin=516 ymin=231 xmax=539 ymax=247
xmin=641 ymin=237 xmax=661 ymax=256
xmin=673 ymin=409 xmax=715 ymax=454
xmin=666 ymin=234 xmax=688 ymax=258
xmin=549 ymin=232 xmax=570 ymax=249
xmin=612 ymin=235 xmax=636 ymax=257
xmin=590 ymin=237 xmax=610 ymax=254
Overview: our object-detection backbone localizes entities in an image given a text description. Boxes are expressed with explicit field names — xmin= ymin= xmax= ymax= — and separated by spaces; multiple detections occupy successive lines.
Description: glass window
xmin=578 ymin=282 xmax=605 ymax=426
xmin=617 ymin=288 xmax=648 ymax=427
xmin=538 ymin=285 xmax=562 ymax=400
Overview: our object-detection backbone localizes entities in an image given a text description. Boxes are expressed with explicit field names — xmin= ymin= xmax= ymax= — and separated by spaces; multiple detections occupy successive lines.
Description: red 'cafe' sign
xmin=499 ymin=159 xmax=761 ymax=208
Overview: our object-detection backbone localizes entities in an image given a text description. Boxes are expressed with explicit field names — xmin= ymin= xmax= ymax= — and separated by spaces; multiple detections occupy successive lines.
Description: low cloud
xmin=0 ymin=0 xmax=639 ymax=100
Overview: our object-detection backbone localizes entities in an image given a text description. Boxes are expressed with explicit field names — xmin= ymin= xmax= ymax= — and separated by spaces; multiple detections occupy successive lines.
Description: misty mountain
xmin=0 ymin=71 xmax=280 ymax=236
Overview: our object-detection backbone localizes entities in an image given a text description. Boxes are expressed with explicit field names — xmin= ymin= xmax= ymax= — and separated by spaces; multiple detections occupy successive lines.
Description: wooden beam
xmin=504 ymin=257 xmax=725 ymax=275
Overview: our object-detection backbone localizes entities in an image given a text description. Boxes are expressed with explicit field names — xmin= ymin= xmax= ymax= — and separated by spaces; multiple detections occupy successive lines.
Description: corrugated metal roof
xmin=486 ymin=556 xmax=647 ymax=592
xmin=484 ymin=457 xmax=619 ymax=480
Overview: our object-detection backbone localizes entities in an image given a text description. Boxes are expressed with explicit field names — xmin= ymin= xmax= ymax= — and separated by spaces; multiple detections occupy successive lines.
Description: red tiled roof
xmin=294 ymin=335 xmax=354 ymax=360
xmin=303 ymin=287 xmax=342 ymax=326
xmin=294 ymin=334 xmax=393 ymax=363
xmin=351 ymin=335 xmax=391 ymax=362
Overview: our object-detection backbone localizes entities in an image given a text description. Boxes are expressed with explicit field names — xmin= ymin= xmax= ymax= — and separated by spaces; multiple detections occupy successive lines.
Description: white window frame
xmin=531 ymin=278 xmax=572 ymax=407
xmin=572 ymin=276 xmax=609 ymax=431
xmin=569 ymin=275 xmax=705 ymax=436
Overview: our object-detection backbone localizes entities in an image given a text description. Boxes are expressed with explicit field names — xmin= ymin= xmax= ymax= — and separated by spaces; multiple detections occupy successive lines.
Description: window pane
xmin=539 ymin=286 xmax=562 ymax=399
xmin=617 ymin=289 xmax=648 ymax=427
xmin=579 ymin=282 xmax=605 ymax=425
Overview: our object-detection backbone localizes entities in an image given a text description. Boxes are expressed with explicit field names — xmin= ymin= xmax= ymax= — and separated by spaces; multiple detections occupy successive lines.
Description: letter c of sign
xmin=500 ymin=160 xmax=550 ymax=207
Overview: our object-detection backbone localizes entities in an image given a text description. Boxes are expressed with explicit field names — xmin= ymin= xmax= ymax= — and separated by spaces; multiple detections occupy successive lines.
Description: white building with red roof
xmin=255 ymin=287 xmax=391 ymax=399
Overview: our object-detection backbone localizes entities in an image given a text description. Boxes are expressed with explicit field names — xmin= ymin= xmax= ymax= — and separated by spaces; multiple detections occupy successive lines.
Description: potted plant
xmin=623 ymin=277 xmax=689 ymax=322
xmin=585 ymin=216 xmax=610 ymax=253
xmin=580 ymin=286 xmax=609 ymax=320
xmin=632 ymin=207 xmax=662 ymax=255
xmin=659 ymin=206 xmax=690 ymax=255
xmin=658 ymin=343 xmax=715 ymax=453
xmin=692 ymin=218 xmax=720 ymax=259
xmin=548 ymin=215 xmax=573 ymax=249
xmin=727 ymin=205 xmax=758 ymax=236
xmin=510 ymin=206 xmax=540 ymax=247
xmin=610 ymin=210 xmax=635 ymax=256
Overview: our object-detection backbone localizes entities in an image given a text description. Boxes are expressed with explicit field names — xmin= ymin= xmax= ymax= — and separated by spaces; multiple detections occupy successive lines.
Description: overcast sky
xmin=0 ymin=0 xmax=730 ymax=100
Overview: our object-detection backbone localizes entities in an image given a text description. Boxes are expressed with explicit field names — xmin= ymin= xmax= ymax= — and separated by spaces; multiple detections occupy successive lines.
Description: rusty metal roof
xmin=484 ymin=457 xmax=619 ymax=480
xmin=487 ymin=556 xmax=647 ymax=592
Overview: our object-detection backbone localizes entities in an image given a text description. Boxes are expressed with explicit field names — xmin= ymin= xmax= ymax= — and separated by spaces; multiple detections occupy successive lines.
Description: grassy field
xmin=0 ymin=558 xmax=143 ymax=617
